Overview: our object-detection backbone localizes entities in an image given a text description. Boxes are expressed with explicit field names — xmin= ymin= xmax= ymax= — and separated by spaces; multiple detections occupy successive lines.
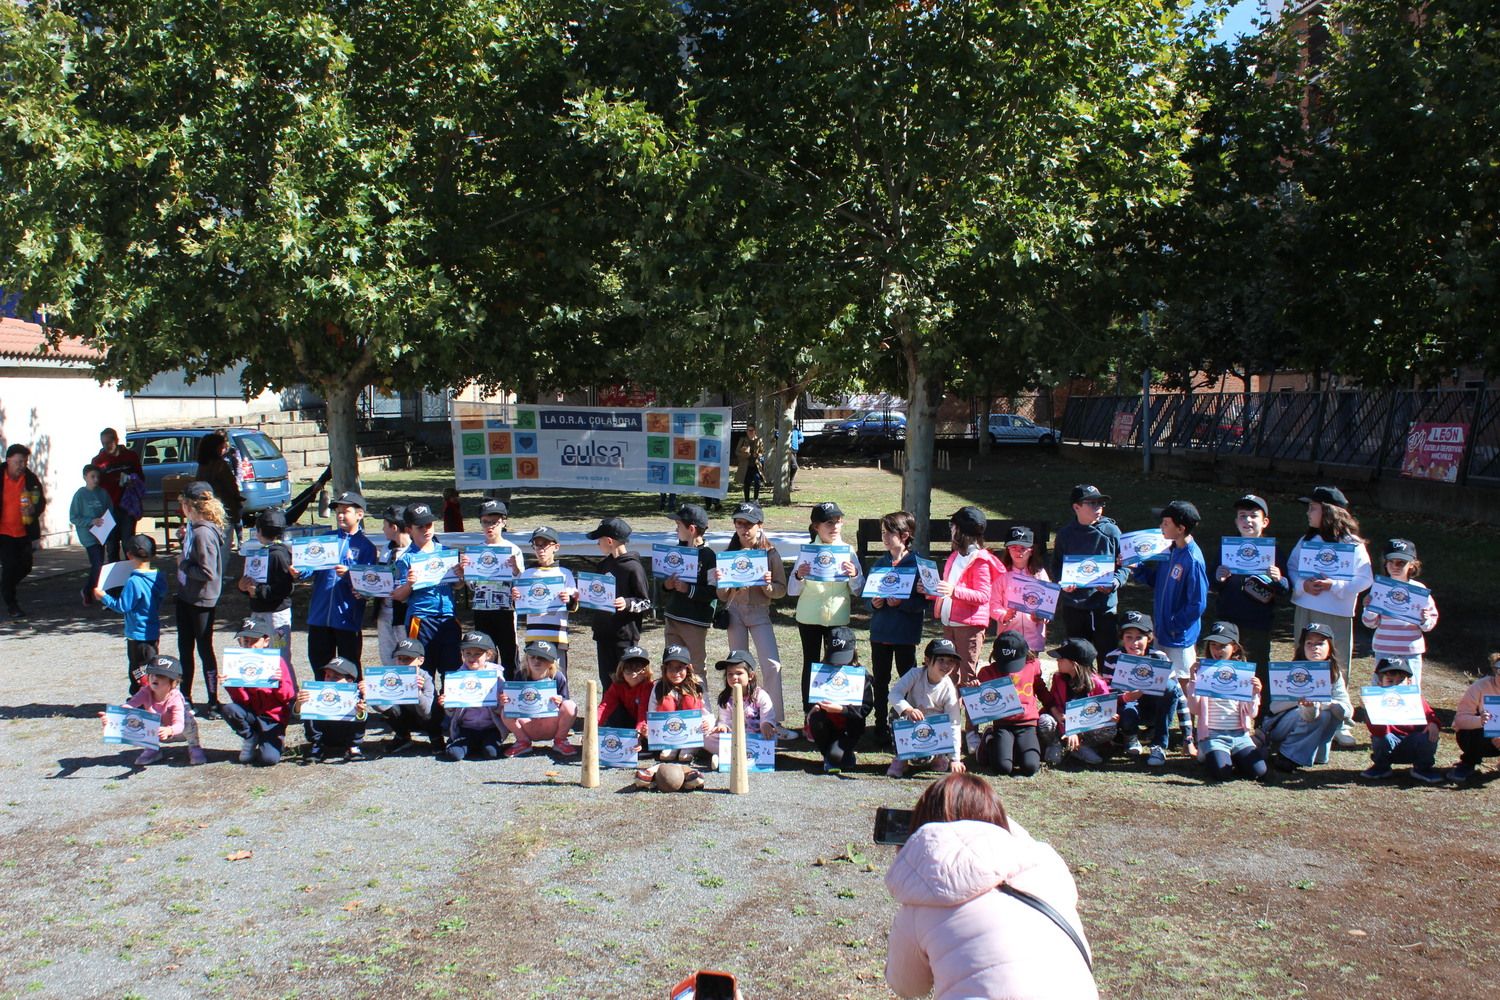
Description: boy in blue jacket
xmin=94 ymin=533 xmax=167 ymax=694
xmin=300 ymin=491 xmax=377 ymax=675
xmin=1050 ymin=484 xmax=1131 ymax=658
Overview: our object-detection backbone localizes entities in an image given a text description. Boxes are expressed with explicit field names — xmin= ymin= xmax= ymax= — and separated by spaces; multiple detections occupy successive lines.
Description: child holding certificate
xmin=463 ymin=499 xmax=524 ymax=674
xmin=302 ymin=491 xmax=378 ymax=675
xmin=1187 ymin=622 xmax=1266 ymax=782
xmin=218 ymin=619 xmax=297 ymax=767
xmin=101 ymin=655 xmax=206 ymax=766
xmin=705 ymin=650 xmax=777 ymax=771
xmin=392 ymin=502 xmax=463 ymax=749
xmin=1209 ymin=494 xmax=1289 ymax=723
xmin=586 ymin=516 xmax=652 ymax=689
xmin=437 ymin=632 xmax=507 ymax=761
xmin=375 ymin=506 xmax=410 ymax=666
xmin=650 ymin=645 xmax=710 ymax=763
xmin=368 ymin=637 xmax=434 ymax=754
xmin=69 ymin=464 xmax=110 ymax=603
xmin=1359 ymin=539 xmax=1438 ymax=685
xmin=295 ymin=656 xmax=367 ymax=761
xmin=867 ymin=511 xmax=924 ymax=745
xmin=512 ymin=526 xmax=579 ymax=678
xmin=714 ymin=502 xmax=788 ymax=722
xmin=1107 ymin=611 xmax=1173 ymax=760
xmin=1261 ymin=622 xmax=1352 ymax=771
xmin=925 ymin=506 xmax=1002 ymax=689
xmin=887 ymin=639 xmax=965 ymax=778
xmin=789 ymin=501 xmax=865 ymax=712
xmin=1447 ymin=652 xmax=1500 ymax=784
xmin=1038 ymin=639 xmax=1113 ymax=767
xmin=806 ymin=628 xmax=875 ymax=774
xmin=94 ymin=533 xmax=167 ymax=695
xmin=237 ymin=509 xmax=295 ymax=665
xmin=598 ymin=645 xmax=654 ymax=740
xmin=972 ymin=631 xmax=1043 ymax=777
xmin=1361 ymin=659 xmax=1443 ymax=783
xmin=996 ymin=525 xmax=1050 ymax=653
xmin=500 ymin=640 xmax=578 ymax=758
xmin=661 ymin=504 xmax=719 ymax=686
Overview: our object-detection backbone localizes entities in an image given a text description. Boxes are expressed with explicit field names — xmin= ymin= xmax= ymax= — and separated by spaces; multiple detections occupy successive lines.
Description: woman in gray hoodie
xmin=176 ymin=481 xmax=225 ymax=712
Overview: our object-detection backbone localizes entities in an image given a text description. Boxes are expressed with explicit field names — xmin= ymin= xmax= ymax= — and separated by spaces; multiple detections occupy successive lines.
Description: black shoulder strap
xmin=998 ymin=883 xmax=1094 ymax=972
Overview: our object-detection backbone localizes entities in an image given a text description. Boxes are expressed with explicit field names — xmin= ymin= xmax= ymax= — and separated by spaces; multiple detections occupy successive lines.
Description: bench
xmin=854 ymin=518 xmax=1050 ymax=568
xmin=157 ymin=474 xmax=192 ymax=554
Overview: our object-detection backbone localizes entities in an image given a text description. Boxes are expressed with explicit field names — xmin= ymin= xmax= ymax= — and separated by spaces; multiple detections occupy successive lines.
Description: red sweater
xmin=598 ymin=679 xmax=653 ymax=729
xmin=1039 ymin=672 xmax=1112 ymax=730
xmin=228 ymin=657 xmax=297 ymax=724
xmin=652 ymin=690 xmax=704 ymax=713
xmin=976 ymin=659 xmax=1042 ymax=725
xmin=1366 ymin=696 xmax=1439 ymax=740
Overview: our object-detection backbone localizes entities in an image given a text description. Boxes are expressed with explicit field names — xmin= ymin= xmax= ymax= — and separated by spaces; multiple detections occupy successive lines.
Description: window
xmin=234 ymin=432 xmax=283 ymax=461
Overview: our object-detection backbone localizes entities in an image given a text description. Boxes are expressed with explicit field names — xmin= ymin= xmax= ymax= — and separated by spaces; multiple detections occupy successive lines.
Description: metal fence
xmin=1061 ymin=387 xmax=1500 ymax=487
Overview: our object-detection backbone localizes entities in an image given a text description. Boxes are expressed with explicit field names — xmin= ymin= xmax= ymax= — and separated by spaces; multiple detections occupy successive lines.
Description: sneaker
xmin=1073 ymin=745 xmax=1104 ymax=766
xmin=1125 ymin=737 xmax=1145 ymax=758
xmin=81 ymin=587 xmax=93 ymax=607
xmin=1146 ymin=746 xmax=1166 ymax=768
xmin=1447 ymin=763 xmax=1476 ymax=783
xmin=823 ymin=760 xmax=842 ymax=775
xmin=1360 ymin=765 xmax=1394 ymax=781
xmin=656 ymin=748 xmax=677 ymax=763
xmin=965 ymin=731 xmax=983 ymax=755
xmin=706 ymin=753 xmax=719 ymax=771
xmin=886 ymin=759 xmax=908 ymax=778
xmin=387 ymin=736 xmax=415 ymax=755
xmin=1273 ymin=754 xmax=1300 ymax=773
xmin=188 ymin=747 xmax=207 ymax=766
xmin=345 ymin=746 xmax=365 ymax=761
xmin=773 ymin=724 xmax=801 ymax=741
xmin=552 ymin=737 xmax=579 ymax=757
xmin=504 ymin=740 xmax=534 ymax=758
xmin=238 ymin=739 xmax=255 ymax=764
xmin=1333 ymin=730 xmax=1358 ymax=749
xmin=1043 ymin=742 xmax=1064 ymax=767
xmin=1410 ymin=767 xmax=1445 ymax=785
xmin=134 ymin=749 xmax=161 ymax=766
xmin=307 ymin=746 xmax=326 ymax=763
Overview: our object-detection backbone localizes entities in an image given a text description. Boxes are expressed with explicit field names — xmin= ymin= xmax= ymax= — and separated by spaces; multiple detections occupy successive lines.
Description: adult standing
xmin=885 ymin=773 xmax=1097 ymax=999
xmin=1051 ymin=484 xmax=1129 ymax=658
xmin=176 ymin=481 xmax=226 ymax=712
xmin=0 ymin=443 xmax=46 ymax=618
xmin=735 ymin=426 xmax=764 ymax=502
xmin=92 ymin=428 xmax=144 ymax=563
xmin=195 ymin=431 xmax=243 ymax=551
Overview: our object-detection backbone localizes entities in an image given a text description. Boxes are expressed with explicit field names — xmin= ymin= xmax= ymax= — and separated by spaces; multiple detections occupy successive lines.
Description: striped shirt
xmin=1361 ymin=594 xmax=1438 ymax=658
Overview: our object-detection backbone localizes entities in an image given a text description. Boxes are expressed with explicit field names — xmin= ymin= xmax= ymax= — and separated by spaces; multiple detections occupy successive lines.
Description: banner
xmin=1401 ymin=423 xmax=1467 ymax=484
xmin=452 ymin=403 xmax=731 ymax=497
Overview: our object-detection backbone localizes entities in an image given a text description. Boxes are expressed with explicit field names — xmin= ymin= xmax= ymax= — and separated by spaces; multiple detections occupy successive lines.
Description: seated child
xmin=1362 ymin=658 xmax=1443 ymax=784
xmin=219 ymin=619 xmax=297 ymax=767
xmin=100 ymin=654 xmax=205 ymax=766
xmin=887 ymin=638 xmax=965 ymax=778
xmin=1447 ymin=652 xmax=1500 ymax=784
xmin=706 ymin=649 xmax=778 ymax=771
xmin=1107 ymin=611 xmax=1175 ymax=762
xmin=651 ymin=644 xmax=711 ymax=763
xmin=1188 ymin=622 xmax=1267 ymax=782
xmin=598 ymin=645 xmax=655 ymax=745
xmin=368 ymin=637 xmax=435 ymax=754
xmin=973 ymin=630 xmax=1043 ymax=777
xmin=1262 ymin=622 xmax=1352 ymax=771
xmin=438 ymin=631 xmax=507 ymax=761
xmin=94 ymin=533 xmax=167 ymax=695
xmin=805 ymin=626 xmax=874 ymax=774
xmin=1038 ymin=638 xmax=1113 ymax=766
xmin=296 ymin=655 xmax=366 ymax=762
xmin=501 ymin=640 xmax=579 ymax=757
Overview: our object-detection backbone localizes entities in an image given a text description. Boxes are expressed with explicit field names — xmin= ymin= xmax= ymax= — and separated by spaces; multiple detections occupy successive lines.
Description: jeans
xmin=1264 ymin=703 xmax=1346 ymax=766
xmin=1059 ymin=605 xmax=1117 ymax=664
xmin=304 ymin=718 xmax=366 ymax=753
xmin=1198 ymin=729 xmax=1266 ymax=780
xmin=219 ymin=701 xmax=286 ymax=766
xmin=726 ymin=606 xmax=782 ymax=722
xmin=1371 ymin=731 xmax=1436 ymax=771
xmin=444 ymin=725 xmax=504 ymax=761
xmin=1118 ymin=678 xmax=1187 ymax=750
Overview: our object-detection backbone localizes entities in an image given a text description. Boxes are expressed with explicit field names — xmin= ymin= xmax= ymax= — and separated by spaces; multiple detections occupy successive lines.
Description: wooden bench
xmin=854 ymin=517 xmax=1050 ymax=568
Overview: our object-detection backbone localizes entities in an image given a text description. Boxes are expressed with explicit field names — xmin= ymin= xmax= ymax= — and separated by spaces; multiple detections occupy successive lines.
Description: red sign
xmin=1110 ymin=413 xmax=1136 ymax=446
xmin=1401 ymin=423 xmax=1467 ymax=483
xmin=596 ymin=385 xmax=657 ymax=408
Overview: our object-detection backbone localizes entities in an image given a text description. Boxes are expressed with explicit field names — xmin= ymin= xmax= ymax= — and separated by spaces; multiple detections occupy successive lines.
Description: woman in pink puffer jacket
xmin=884 ymin=775 xmax=1097 ymax=1000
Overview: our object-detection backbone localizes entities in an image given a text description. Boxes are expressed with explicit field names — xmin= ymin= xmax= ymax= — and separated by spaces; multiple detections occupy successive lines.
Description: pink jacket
xmin=932 ymin=548 xmax=1003 ymax=628
xmin=885 ymin=819 xmax=1097 ymax=1000
xmin=125 ymin=686 xmax=187 ymax=738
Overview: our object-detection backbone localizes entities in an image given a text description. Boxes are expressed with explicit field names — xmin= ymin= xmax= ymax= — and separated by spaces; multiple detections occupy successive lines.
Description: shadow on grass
xmin=1 ymin=702 xmax=107 ymax=721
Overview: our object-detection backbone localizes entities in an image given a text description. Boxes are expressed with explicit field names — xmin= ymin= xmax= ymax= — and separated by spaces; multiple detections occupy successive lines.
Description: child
xmin=100 ymin=654 xmax=206 ymax=766
xmin=70 ymin=464 xmax=111 ymax=604
xmin=501 ymin=639 xmax=579 ymax=757
xmin=661 ymin=503 xmax=718 ymax=685
xmin=789 ymin=501 xmax=865 ymax=711
xmin=237 ymin=508 xmax=294 ymax=664
xmin=996 ymin=525 xmax=1050 ymax=653
xmin=651 ymin=644 xmax=711 ymax=763
xmin=587 ymin=516 xmax=652 ymax=689
xmin=1261 ymin=622 xmax=1353 ymax=771
xmin=1447 ymin=653 xmax=1500 ymax=784
xmin=375 ymin=505 xmax=411 ymax=666
xmin=1038 ymin=638 xmax=1113 ymax=766
xmin=302 ymin=490 xmax=377 ymax=674
xmin=713 ymin=502 xmax=788 ymax=722
xmin=392 ymin=502 xmax=462 ymax=745
xmin=1362 ymin=659 xmax=1443 ymax=783
xmin=1051 ymin=484 xmax=1128 ymax=657
xmin=805 ymin=627 xmax=875 ymax=774
xmin=1131 ymin=499 xmax=1209 ymax=762
xmin=437 ymin=631 xmax=507 ymax=761
xmin=1107 ymin=611 xmax=1175 ymax=762
xmin=94 ymin=533 xmax=167 ymax=694
xmin=706 ymin=649 xmax=778 ymax=770
xmin=973 ymin=631 xmax=1043 ymax=777
xmin=598 ymin=644 xmax=654 ymax=742
xmin=368 ymin=637 xmax=435 ymax=754
xmin=176 ymin=481 xmax=226 ymax=712
xmin=219 ymin=618 xmax=297 ymax=767
xmin=295 ymin=655 xmax=366 ymax=761
xmin=462 ymin=499 xmax=524 ymax=674
xmin=511 ymin=526 xmax=580 ymax=679
xmin=867 ymin=511 xmax=924 ymax=745
xmin=887 ymin=638 xmax=966 ymax=778
xmin=442 ymin=486 xmax=464 ymax=532
xmin=1210 ymin=494 xmax=1289 ymax=723
xmin=1188 ymin=622 xmax=1267 ymax=782
xmin=925 ymin=505 xmax=1002 ymax=689
xmin=1360 ymin=539 xmax=1438 ymax=685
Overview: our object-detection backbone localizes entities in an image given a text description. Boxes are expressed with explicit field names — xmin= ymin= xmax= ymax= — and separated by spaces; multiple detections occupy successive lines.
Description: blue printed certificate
xmin=716 ymin=734 xmax=776 ymax=772
xmin=291 ymin=535 xmax=342 ymax=573
xmin=1366 ymin=576 xmax=1431 ymax=626
xmin=1297 ymin=540 xmax=1358 ymax=581
xmin=894 ymin=714 xmax=956 ymax=761
xmin=648 ymin=710 xmax=705 ymax=751
xmin=914 ymin=556 xmax=942 ymax=595
xmin=444 ymin=669 xmax=499 ymax=709
xmin=1485 ymin=696 xmax=1500 ymax=739
xmin=863 ymin=566 xmax=917 ymax=599
xmin=221 ymin=647 xmax=283 ymax=688
xmin=717 ymin=550 xmax=769 ymax=589
xmin=300 ymin=681 xmax=360 ymax=721
xmin=651 ymin=543 xmax=700 ymax=580
xmin=102 ymin=705 xmax=160 ymax=749
xmin=502 ymin=680 xmax=559 ymax=719
xmin=1004 ymin=575 xmax=1060 ymax=621
xmin=960 ymin=677 xmax=1023 ymax=725
xmin=576 ymin=571 xmax=617 ymax=612
xmin=514 ymin=569 xmax=567 ymax=615
xmin=1193 ymin=660 xmax=1257 ymax=702
xmin=242 ymin=548 xmax=269 ymax=584
xmin=464 ymin=546 xmax=516 ymax=582
xmin=408 ymin=550 xmax=461 ymax=590
xmin=1059 ymin=555 xmax=1115 ymax=589
xmin=1119 ymin=528 xmax=1168 ymax=567
xmin=807 ymin=664 xmax=866 ymax=708
xmin=1221 ymin=537 xmax=1277 ymax=574
xmin=1064 ymin=694 xmax=1117 ymax=734
xmin=1109 ymin=654 xmax=1172 ymax=695
xmin=364 ymin=665 xmax=420 ymax=706
xmin=1361 ymin=685 xmax=1428 ymax=727
xmin=1269 ymin=661 xmax=1332 ymax=703
xmin=797 ymin=544 xmax=853 ymax=583
xmin=349 ymin=565 xmax=395 ymax=598
xmin=599 ymin=727 xmax=640 ymax=769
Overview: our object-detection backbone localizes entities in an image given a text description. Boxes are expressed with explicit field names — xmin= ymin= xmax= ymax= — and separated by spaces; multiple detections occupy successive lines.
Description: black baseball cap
xmin=1298 ymin=485 xmax=1350 ymax=508
xmin=1384 ymin=538 xmax=1418 ymax=563
xmin=257 ymin=508 xmax=286 ymax=531
xmin=479 ymin=499 xmax=509 ymax=519
xmin=621 ymin=645 xmax=650 ymax=664
xmin=924 ymin=638 xmax=959 ymax=661
xmin=1374 ymin=658 xmax=1413 ymax=677
xmin=331 ymin=491 xmax=366 ymax=510
xmin=383 ymin=504 xmax=407 ymax=525
xmin=460 ymin=630 xmax=496 ymax=652
xmin=1049 ymin=637 xmax=1098 ymax=667
xmin=393 ymin=638 xmax=425 ymax=658
xmin=668 ymin=503 xmax=709 ymax=531
xmin=404 ymin=503 xmax=436 ymax=527
xmin=950 ymin=506 xmax=986 ymax=536
xmin=1233 ymin=494 xmax=1269 ymax=515
xmin=236 ymin=618 xmax=272 ymax=639
xmin=1006 ymin=525 xmax=1034 ymax=547
xmin=662 ymin=644 xmax=693 ymax=665
xmin=730 ymin=501 xmax=764 ymax=524
xmin=321 ymin=656 xmax=359 ymax=679
xmin=1300 ymin=621 xmax=1336 ymax=641
xmin=587 ymin=516 xmax=632 ymax=541
xmin=145 ymin=655 xmax=182 ymax=680
xmin=530 ymin=525 xmax=560 ymax=544
xmin=1070 ymin=484 xmax=1110 ymax=504
xmin=715 ymin=649 xmax=758 ymax=671
xmin=825 ymin=626 xmax=857 ymax=666
xmin=182 ymin=481 xmax=214 ymax=500
xmin=990 ymin=630 xmax=1029 ymax=673
xmin=1203 ymin=620 xmax=1241 ymax=646
xmin=810 ymin=501 xmax=844 ymax=524
xmin=1119 ymin=610 xmax=1154 ymax=635
xmin=1153 ymin=500 xmax=1201 ymax=530
xmin=523 ymin=640 xmax=559 ymax=662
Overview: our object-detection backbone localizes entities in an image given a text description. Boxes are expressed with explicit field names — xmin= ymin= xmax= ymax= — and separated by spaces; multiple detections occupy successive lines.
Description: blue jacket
xmin=1050 ymin=517 xmax=1130 ymax=611
xmin=867 ymin=551 xmax=925 ymax=646
xmin=307 ymin=530 xmax=378 ymax=631
xmin=100 ymin=568 xmax=166 ymax=641
xmin=394 ymin=543 xmax=456 ymax=623
xmin=1209 ymin=539 xmax=1290 ymax=633
xmin=1133 ymin=539 xmax=1209 ymax=649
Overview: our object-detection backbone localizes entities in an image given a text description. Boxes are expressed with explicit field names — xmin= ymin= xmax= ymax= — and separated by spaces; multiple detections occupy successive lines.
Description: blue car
xmin=831 ymin=410 xmax=907 ymax=440
xmin=126 ymin=427 xmax=292 ymax=522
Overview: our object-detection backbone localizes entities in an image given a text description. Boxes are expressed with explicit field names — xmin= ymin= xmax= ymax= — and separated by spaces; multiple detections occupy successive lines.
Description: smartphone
xmin=693 ymin=971 xmax=738 ymax=1000
xmin=873 ymin=807 xmax=914 ymax=846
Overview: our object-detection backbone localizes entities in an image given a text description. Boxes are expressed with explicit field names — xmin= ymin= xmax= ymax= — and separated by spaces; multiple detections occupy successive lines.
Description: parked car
xmin=830 ymin=410 xmax=907 ymax=439
xmin=126 ymin=427 xmax=292 ymax=522
xmin=987 ymin=413 xmax=1056 ymax=446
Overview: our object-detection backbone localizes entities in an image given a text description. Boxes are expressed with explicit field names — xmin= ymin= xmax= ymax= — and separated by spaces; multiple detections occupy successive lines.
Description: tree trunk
xmin=976 ymin=389 xmax=992 ymax=456
xmin=323 ymin=380 xmax=364 ymax=494
xmin=899 ymin=328 xmax=943 ymax=553
xmin=770 ymin=386 xmax=797 ymax=505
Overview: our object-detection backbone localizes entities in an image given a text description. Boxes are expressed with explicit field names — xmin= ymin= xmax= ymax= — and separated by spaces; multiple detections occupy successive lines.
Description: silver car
xmin=987 ymin=413 xmax=1056 ymax=446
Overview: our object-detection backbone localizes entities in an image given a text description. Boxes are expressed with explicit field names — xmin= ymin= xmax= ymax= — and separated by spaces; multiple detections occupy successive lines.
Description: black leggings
xmin=1204 ymin=745 xmax=1267 ymax=781
xmin=869 ymin=642 xmax=916 ymax=726
xmin=986 ymin=724 xmax=1041 ymax=777
xmin=176 ymin=600 xmax=218 ymax=705
xmin=797 ymin=623 xmax=832 ymax=711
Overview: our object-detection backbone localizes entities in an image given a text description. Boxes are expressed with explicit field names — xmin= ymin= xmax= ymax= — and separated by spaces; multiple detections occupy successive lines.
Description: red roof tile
xmin=0 ymin=316 xmax=103 ymax=363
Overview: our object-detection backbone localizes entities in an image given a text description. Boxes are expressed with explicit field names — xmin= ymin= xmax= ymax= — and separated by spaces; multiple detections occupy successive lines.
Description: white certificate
xmin=1064 ymin=695 xmax=1117 ymax=734
xmin=914 ymin=556 xmax=942 ymax=595
xmin=1361 ymin=685 xmax=1428 ymax=727
xmin=300 ymin=681 xmax=360 ymax=721
xmin=241 ymin=547 xmax=269 ymax=584
xmin=960 ymin=677 xmax=1023 ymax=725
xmin=291 ymin=535 xmax=343 ymax=572
xmin=863 ymin=565 xmax=917 ymax=599
xmin=1221 ymin=536 xmax=1276 ymax=574
xmin=364 ymin=665 xmax=420 ymax=706
xmin=797 ymin=544 xmax=853 ymax=583
xmin=717 ymin=550 xmax=769 ymax=589
xmin=443 ymin=669 xmax=499 ymax=709
xmin=652 ymin=543 xmax=700 ymax=580
xmin=407 ymin=550 xmax=460 ymax=590
xmin=1109 ymin=654 xmax=1171 ymax=695
xmin=349 ymin=565 xmax=395 ymax=598
xmin=1366 ymin=576 xmax=1431 ymax=626
xmin=1193 ymin=660 xmax=1257 ymax=703
xmin=1485 ymin=696 xmax=1500 ymax=739
xmin=807 ymin=664 xmax=866 ymax=708
xmin=464 ymin=546 xmax=517 ymax=583
xmin=97 ymin=560 xmax=135 ymax=591
xmin=515 ymin=569 xmax=567 ymax=615
xmin=1004 ymin=575 xmax=1060 ymax=621
xmin=1269 ymin=661 xmax=1332 ymax=703
xmin=717 ymin=734 xmax=776 ymax=772
xmin=1119 ymin=528 xmax=1167 ymax=567
xmin=576 ymin=571 xmax=617 ymax=612
xmin=221 ymin=647 xmax=283 ymax=688
xmin=599 ymin=727 xmax=640 ymax=769
xmin=1297 ymin=541 xmax=1358 ymax=581
xmin=89 ymin=508 xmax=116 ymax=547
xmin=893 ymin=713 xmax=956 ymax=761
xmin=647 ymin=710 xmax=705 ymax=750
xmin=1059 ymin=555 xmax=1115 ymax=588
xmin=102 ymin=705 xmax=160 ymax=749
xmin=502 ymin=680 xmax=559 ymax=718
